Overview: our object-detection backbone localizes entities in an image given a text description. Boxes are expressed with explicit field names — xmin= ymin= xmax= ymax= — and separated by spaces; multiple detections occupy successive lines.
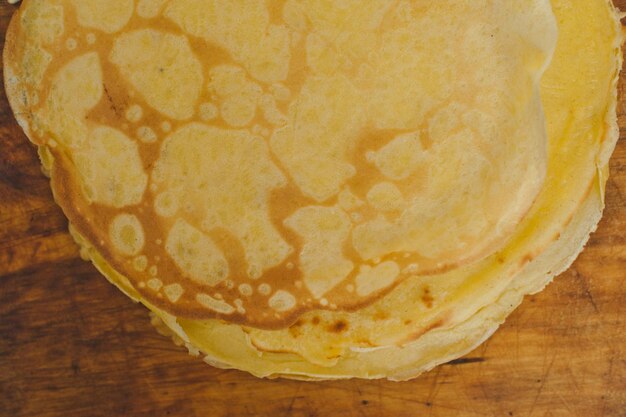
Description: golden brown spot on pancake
xmin=373 ymin=310 xmax=389 ymax=321
xmin=421 ymin=286 xmax=434 ymax=309
xmin=311 ymin=316 xmax=320 ymax=325
xmin=357 ymin=339 xmax=376 ymax=348
xmin=400 ymin=318 xmax=447 ymax=346
xmin=288 ymin=318 xmax=305 ymax=338
xmin=520 ymin=254 xmax=534 ymax=267
xmin=328 ymin=320 xmax=348 ymax=333
xmin=288 ymin=325 xmax=302 ymax=338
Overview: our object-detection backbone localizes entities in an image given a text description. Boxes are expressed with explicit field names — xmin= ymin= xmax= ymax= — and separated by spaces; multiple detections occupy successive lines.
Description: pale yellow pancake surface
xmin=4 ymin=0 xmax=559 ymax=327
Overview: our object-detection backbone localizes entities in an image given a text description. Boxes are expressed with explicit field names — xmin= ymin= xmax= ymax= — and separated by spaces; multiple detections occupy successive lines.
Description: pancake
xmin=234 ymin=0 xmax=624 ymax=365
xmin=73 ymin=0 xmax=623 ymax=379
xmin=4 ymin=0 xmax=622 ymax=380
xmin=4 ymin=0 xmax=556 ymax=327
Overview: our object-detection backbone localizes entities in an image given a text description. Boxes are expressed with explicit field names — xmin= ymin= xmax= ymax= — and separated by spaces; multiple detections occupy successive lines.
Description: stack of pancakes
xmin=4 ymin=0 xmax=622 ymax=380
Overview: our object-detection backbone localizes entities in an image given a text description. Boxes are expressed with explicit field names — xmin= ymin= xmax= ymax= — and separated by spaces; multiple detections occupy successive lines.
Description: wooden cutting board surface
xmin=1 ymin=3 xmax=625 ymax=417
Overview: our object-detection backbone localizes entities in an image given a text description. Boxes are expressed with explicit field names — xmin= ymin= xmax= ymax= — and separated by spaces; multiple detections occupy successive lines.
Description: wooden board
xmin=1 ymin=3 xmax=625 ymax=416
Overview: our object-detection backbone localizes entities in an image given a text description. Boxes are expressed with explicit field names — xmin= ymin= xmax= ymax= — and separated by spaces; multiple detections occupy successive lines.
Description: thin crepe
xmin=4 ymin=0 xmax=556 ymax=327
xmin=163 ymin=0 xmax=623 ymax=377
xmin=3 ymin=0 xmax=622 ymax=380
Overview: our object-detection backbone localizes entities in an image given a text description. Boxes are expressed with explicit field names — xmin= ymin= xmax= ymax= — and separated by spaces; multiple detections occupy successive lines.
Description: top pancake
xmin=4 ymin=0 xmax=557 ymax=327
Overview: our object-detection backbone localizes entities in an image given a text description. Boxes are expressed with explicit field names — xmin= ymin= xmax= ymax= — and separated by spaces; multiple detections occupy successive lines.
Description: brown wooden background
xmin=1 ymin=3 xmax=625 ymax=416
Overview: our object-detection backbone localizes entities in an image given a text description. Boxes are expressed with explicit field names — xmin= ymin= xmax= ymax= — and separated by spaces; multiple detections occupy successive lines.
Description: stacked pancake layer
xmin=4 ymin=0 xmax=622 ymax=379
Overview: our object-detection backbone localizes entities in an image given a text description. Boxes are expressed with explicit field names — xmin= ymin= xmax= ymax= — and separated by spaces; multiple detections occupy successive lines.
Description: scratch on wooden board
xmin=450 ymin=362 xmax=477 ymax=412
xmin=572 ymin=268 xmax=600 ymax=313
xmin=308 ymin=380 xmax=490 ymax=416
xmin=527 ymin=353 xmax=557 ymax=417
xmin=30 ymin=240 xmax=41 ymax=259
xmin=562 ymin=359 xmax=584 ymax=396
xmin=599 ymin=355 xmax=615 ymax=417
xmin=555 ymin=392 xmax=574 ymax=415
xmin=425 ymin=365 xmax=442 ymax=416
xmin=286 ymin=383 xmax=302 ymax=414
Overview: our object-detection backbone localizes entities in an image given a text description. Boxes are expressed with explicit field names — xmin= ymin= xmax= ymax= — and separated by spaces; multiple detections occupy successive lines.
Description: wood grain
xmin=1 ymin=3 xmax=625 ymax=416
